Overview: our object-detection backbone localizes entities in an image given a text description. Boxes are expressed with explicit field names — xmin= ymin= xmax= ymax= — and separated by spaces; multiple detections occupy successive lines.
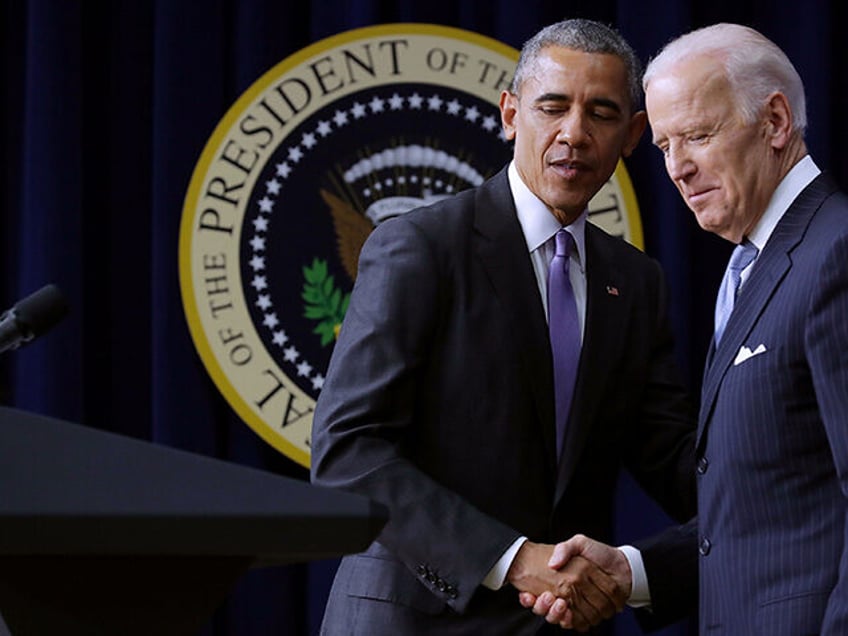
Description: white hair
xmin=643 ymin=23 xmax=807 ymax=133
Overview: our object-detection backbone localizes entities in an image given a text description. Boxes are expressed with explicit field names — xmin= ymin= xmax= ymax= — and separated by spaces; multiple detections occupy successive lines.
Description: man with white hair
xmin=530 ymin=22 xmax=848 ymax=634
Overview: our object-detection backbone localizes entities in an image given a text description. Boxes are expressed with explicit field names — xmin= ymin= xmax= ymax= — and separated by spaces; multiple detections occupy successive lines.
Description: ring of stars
xmin=246 ymin=89 xmax=507 ymax=395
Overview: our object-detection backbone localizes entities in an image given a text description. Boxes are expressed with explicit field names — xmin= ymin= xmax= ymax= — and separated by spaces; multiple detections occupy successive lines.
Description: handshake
xmin=507 ymin=534 xmax=631 ymax=632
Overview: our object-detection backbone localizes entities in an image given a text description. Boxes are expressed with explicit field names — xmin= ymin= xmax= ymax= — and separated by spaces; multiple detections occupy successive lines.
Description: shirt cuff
xmin=482 ymin=536 xmax=528 ymax=590
xmin=618 ymin=544 xmax=651 ymax=608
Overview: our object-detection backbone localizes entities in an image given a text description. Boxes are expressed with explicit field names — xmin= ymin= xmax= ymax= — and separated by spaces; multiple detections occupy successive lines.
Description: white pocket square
xmin=734 ymin=343 xmax=767 ymax=366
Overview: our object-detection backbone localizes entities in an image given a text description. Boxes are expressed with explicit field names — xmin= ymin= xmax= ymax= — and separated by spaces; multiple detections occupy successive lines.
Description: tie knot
xmin=728 ymin=239 xmax=758 ymax=274
xmin=555 ymin=229 xmax=574 ymax=258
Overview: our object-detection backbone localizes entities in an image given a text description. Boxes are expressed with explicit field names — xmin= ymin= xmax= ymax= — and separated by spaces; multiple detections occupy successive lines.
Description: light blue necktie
xmin=714 ymin=240 xmax=759 ymax=345
xmin=548 ymin=229 xmax=580 ymax=459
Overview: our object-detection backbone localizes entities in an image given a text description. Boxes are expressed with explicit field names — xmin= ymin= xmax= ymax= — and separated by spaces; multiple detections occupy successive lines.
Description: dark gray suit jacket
xmin=641 ymin=173 xmax=848 ymax=635
xmin=311 ymin=167 xmax=696 ymax=635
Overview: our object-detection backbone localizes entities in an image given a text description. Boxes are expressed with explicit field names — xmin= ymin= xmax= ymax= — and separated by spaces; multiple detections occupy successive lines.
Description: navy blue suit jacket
xmin=311 ymin=167 xmax=695 ymax=635
xmin=642 ymin=173 xmax=848 ymax=634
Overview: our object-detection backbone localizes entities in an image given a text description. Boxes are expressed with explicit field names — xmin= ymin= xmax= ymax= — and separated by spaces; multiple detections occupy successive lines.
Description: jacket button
xmin=699 ymin=537 xmax=712 ymax=556
xmin=416 ymin=565 xmax=427 ymax=577
xmin=696 ymin=456 xmax=709 ymax=474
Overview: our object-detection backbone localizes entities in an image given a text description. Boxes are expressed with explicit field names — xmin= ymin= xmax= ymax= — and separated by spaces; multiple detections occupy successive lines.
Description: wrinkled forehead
xmin=647 ymin=57 xmax=734 ymax=113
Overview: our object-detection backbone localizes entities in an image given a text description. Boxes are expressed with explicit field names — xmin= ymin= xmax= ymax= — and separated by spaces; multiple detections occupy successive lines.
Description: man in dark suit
xmin=310 ymin=18 xmax=696 ymax=635
xmin=534 ymin=22 xmax=848 ymax=635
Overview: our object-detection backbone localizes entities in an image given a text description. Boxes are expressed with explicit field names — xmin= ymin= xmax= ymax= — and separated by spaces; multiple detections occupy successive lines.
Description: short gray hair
xmin=643 ymin=23 xmax=807 ymax=133
xmin=510 ymin=19 xmax=643 ymax=112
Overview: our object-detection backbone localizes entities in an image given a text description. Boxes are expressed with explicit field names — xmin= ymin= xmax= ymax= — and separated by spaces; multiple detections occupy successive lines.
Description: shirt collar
xmin=508 ymin=161 xmax=588 ymax=270
xmin=747 ymin=155 xmax=820 ymax=251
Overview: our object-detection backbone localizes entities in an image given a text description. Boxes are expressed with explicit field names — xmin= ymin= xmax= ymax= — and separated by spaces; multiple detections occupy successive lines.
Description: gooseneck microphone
xmin=0 ymin=284 xmax=70 ymax=354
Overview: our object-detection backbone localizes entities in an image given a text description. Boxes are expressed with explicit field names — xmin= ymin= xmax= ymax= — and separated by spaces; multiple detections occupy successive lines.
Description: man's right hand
xmin=507 ymin=540 xmax=626 ymax=632
xmin=516 ymin=535 xmax=633 ymax=630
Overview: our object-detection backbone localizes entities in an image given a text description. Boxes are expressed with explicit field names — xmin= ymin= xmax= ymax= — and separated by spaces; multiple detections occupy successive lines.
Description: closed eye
xmin=539 ymin=106 xmax=567 ymax=115
xmin=591 ymin=109 xmax=618 ymax=121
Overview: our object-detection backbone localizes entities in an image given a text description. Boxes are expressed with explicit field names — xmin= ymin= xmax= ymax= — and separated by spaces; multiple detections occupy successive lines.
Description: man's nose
xmin=556 ymin=111 xmax=590 ymax=147
xmin=666 ymin=145 xmax=695 ymax=181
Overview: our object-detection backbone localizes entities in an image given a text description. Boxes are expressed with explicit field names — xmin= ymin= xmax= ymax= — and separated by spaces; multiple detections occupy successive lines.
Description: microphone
xmin=0 ymin=284 xmax=70 ymax=354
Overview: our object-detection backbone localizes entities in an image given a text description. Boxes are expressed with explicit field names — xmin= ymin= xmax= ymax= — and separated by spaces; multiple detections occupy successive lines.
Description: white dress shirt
xmin=740 ymin=155 xmax=820 ymax=287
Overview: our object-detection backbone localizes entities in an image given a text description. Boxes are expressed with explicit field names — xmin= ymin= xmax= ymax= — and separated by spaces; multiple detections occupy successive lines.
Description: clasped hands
xmin=506 ymin=534 xmax=631 ymax=632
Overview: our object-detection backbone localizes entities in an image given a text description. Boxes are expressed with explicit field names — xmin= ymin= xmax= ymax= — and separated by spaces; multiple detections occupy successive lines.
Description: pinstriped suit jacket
xmin=643 ymin=173 xmax=848 ymax=635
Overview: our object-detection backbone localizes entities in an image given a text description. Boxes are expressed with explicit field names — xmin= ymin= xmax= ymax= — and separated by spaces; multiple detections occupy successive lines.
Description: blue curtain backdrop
xmin=2 ymin=1 xmax=846 ymax=634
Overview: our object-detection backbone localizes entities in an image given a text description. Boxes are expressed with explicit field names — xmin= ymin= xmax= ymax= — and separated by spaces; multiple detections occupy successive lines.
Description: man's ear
xmin=622 ymin=110 xmax=647 ymax=158
xmin=499 ymin=90 xmax=518 ymax=141
xmin=763 ymin=91 xmax=793 ymax=150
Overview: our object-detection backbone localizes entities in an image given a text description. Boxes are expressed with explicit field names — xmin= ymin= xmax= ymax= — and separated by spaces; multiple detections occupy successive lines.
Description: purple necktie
xmin=548 ymin=229 xmax=580 ymax=459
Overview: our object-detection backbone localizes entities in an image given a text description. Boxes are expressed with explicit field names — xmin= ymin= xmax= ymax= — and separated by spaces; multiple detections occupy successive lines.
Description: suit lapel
xmin=697 ymin=250 xmax=790 ymax=443
xmin=555 ymin=225 xmax=624 ymax=500
xmin=697 ymin=174 xmax=838 ymax=446
xmin=472 ymin=169 xmax=558 ymax=475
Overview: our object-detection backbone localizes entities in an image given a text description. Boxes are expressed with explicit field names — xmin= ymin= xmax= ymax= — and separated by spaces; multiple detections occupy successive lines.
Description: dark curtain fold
xmin=2 ymin=1 xmax=845 ymax=634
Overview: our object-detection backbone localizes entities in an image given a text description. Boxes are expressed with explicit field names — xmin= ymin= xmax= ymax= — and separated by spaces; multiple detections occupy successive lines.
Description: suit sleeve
xmin=633 ymin=518 xmax=699 ymax=630
xmin=807 ymin=231 xmax=848 ymax=634
xmin=622 ymin=257 xmax=698 ymax=523
xmin=310 ymin=216 xmax=519 ymax=613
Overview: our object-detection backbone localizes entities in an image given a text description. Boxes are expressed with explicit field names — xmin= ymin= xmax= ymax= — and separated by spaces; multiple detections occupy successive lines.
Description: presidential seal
xmin=179 ymin=23 xmax=643 ymax=468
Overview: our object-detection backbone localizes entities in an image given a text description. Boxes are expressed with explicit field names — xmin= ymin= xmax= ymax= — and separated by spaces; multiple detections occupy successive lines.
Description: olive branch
xmin=302 ymin=258 xmax=350 ymax=346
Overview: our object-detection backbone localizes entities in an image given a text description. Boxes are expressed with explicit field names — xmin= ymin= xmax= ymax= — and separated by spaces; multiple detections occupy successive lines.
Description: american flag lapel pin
xmin=606 ymin=285 xmax=619 ymax=296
